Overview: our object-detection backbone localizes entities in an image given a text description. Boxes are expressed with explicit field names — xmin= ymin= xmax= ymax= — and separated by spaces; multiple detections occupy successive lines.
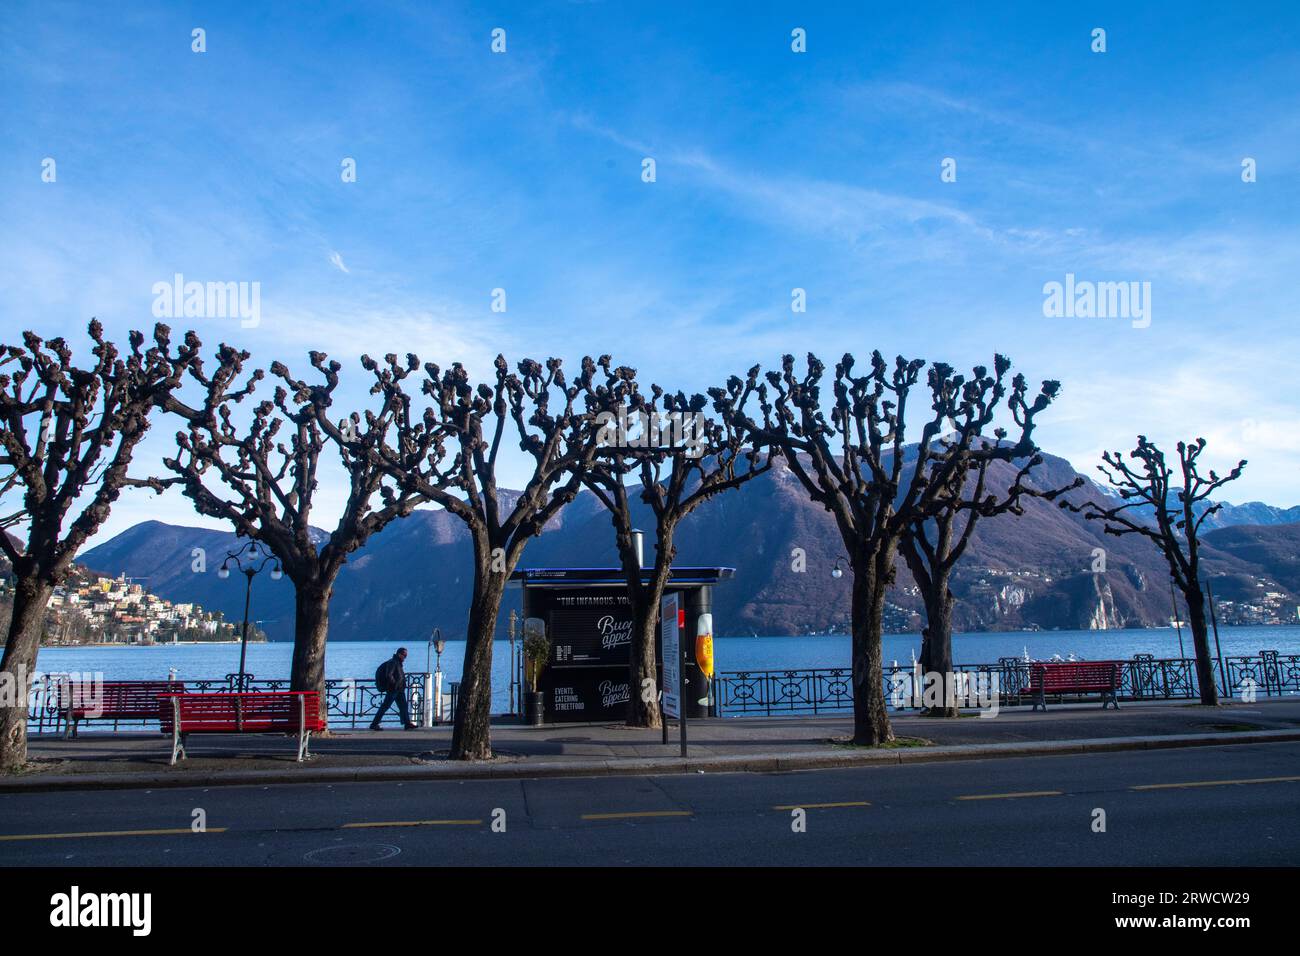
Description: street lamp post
xmin=508 ymin=609 xmax=518 ymax=715
xmin=217 ymin=541 xmax=282 ymax=690
xmin=424 ymin=629 xmax=446 ymax=726
xmin=426 ymin=626 xmax=442 ymax=676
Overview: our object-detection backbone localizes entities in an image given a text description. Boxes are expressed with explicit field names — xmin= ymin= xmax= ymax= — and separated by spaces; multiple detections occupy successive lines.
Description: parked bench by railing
xmin=62 ymin=680 xmax=186 ymax=738
xmin=1025 ymin=661 xmax=1121 ymax=711
xmin=158 ymin=691 xmax=325 ymax=764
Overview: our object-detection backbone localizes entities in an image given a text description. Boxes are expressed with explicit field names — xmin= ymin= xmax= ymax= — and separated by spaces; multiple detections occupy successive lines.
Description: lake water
xmin=33 ymin=625 xmax=1300 ymax=714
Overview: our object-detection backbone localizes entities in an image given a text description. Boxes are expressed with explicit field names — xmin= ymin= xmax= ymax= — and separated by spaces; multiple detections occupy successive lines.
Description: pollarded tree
xmin=711 ymin=353 xmax=1060 ymax=745
xmin=161 ymin=345 xmax=427 ymax=719
xmin=901 ymin=449 xmax=1081 ymax=716
xmin=366 ymin=353 xmax=607 ymax=760
xmin=0 ymin=321 xmax=197 ymax=771
xmin=1061 ymin=436 xmax=1245 ymax=705
xmin=580 ymin=357 xmax=771 ymax=729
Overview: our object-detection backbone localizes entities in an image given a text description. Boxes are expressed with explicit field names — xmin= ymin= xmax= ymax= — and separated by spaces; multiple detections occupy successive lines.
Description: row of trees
xmin=0 ymin=322 xmax=1244 ymax=769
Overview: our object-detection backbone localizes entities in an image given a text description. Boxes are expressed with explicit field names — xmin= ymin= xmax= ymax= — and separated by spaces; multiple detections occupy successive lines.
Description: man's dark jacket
xmin=380 ymin=654 xmax=406 ymax=692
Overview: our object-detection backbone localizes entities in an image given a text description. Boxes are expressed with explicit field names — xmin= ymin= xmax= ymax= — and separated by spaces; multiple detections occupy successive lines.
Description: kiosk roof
xmin=509 ymin=566 xmax=734 ymax=588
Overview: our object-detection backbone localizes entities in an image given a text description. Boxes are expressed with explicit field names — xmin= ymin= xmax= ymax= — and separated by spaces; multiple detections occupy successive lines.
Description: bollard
xmin=422 ymin=673 xmax=434 ymax=728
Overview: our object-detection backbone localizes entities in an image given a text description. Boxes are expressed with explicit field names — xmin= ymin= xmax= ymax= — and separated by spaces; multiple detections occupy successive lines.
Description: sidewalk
xmin=7 ymin=696 xmax=1300 ymax=792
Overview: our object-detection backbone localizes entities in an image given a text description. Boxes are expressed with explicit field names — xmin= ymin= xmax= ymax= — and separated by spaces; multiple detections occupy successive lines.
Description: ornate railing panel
xmin=717 ymin=668 xmax=855 ymax=716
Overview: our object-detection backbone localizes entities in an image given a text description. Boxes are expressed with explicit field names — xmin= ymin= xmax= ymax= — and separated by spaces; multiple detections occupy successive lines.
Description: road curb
xmin=4 ymin=728 xmax=1298 ymax=794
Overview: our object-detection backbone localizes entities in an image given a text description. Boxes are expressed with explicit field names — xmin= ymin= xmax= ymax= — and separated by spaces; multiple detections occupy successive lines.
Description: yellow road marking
xmin=773 ymin=801 xmax=871 ymax=810
xmin=955 ymin=790 xmax=1063 ymax=801
xmin=341 ymin=819 xmax=482 ymax=828
xmin=1132 ymin=775 xmax=1300 ymax=791
xmin=0 ymin=827 xmax=227 ymax=842
xmin=581 ymin=810 xmax=693 ymax=821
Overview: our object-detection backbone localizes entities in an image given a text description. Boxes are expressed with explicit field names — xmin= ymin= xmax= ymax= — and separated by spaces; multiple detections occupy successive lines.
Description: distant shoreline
xmin=308 ymin=622 xmax=1296 ymax=642
xmin=46 ymin=623 xmax=1288 ymax=643
xmin=35 ymin=639 xmax=263 ymax=648
xmin=25 ymin=623 xmax=1296 ymax=648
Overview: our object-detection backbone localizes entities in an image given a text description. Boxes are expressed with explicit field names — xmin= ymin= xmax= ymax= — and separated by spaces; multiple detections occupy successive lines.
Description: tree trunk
xmin=626 ymin=597 xmax=662 ymax=729
xmin=0 ymin=576 xmax=55 ymax=773
xmin=610 ymin=516 xmax=662 ymax=729
xmin=288 ymin=579 xmax=332 ymax=726
xmin=451 ymin=570 xmax=505 ymax=760
xmin=849 ymin=560 xmax=894 ymax=746
xmin=1184 ymin=586 xmax=1219 ymax=706
xmin=922 ymin=576 xmax=959 ymax=718
xmin=627 ymin=524 xmax=675 ymax=730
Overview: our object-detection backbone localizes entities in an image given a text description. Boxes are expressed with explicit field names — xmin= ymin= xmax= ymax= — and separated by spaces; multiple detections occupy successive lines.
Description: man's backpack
xmin=374 ymin=660 xmax=393 ymax=692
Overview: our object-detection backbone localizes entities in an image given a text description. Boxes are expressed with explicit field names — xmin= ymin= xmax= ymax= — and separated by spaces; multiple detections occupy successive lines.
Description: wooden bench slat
xmin=67 ymin=680 xmax=187 ymax=719
xmin=63 ymin=681 xmax=187 ymax=737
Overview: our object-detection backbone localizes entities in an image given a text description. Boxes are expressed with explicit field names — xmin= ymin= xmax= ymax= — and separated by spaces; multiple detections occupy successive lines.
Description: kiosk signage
xmin=661 ymin=592 xmax=681 ymax=720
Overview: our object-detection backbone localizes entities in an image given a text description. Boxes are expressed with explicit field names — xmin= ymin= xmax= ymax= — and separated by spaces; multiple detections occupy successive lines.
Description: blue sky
xmin=2 ymin=1 xmax=1298 ymax=544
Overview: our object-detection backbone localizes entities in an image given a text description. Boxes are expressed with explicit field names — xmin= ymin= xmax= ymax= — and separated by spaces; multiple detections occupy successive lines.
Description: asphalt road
xmin=1 ymin=742 xmax=1297 ymax=866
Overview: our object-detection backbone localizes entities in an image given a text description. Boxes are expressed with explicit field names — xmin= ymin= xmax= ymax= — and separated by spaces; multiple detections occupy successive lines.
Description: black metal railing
xmin=715 ymin=651 xmax=1300 ymax=717
xmin=25 ymin=672 xmax=455 ymax=735
xmin=716 ymin=668 xmax=856 ymax=716
xmin=24 ymin=651 xmax=1299 ymax=730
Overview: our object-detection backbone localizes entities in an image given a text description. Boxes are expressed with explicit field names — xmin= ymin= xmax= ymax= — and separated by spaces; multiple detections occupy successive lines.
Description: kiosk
xmin=510 ymin=566 xmax=734 ymax=723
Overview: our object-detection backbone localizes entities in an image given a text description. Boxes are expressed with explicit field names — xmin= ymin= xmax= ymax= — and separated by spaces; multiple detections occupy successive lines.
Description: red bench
xmin=159 ymin=691 xmax=325 ymax=764
xmin=1025 ymin=661 xmax=1121 ymax=711
xmin=61 ymin=681 xmax=186 ymax=738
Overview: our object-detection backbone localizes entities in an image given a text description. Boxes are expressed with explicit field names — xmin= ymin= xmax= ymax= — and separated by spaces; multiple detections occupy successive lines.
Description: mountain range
xmin=78 ymin=451 xmax=1300 ymax=642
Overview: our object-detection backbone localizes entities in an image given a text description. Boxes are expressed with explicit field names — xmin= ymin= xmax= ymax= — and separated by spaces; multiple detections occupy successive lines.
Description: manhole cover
xmin=303 ymin=844 xmax=401 ymax=865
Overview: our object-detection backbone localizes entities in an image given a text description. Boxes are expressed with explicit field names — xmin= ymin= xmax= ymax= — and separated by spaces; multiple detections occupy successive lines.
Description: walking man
xmin=371 ymin=647 xmax=415 ymax=730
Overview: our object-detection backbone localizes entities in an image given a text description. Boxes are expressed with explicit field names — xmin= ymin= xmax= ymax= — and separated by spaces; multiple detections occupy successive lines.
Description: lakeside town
xmin=0 ymin=570 xmax=262 ymax=647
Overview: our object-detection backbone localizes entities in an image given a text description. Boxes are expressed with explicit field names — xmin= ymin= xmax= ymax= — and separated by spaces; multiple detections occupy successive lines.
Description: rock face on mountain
xmin=80 ymin=452 xmax=1300 ymax=641
xmin=1196 ymin=500 xmax=1300 ymax=531
xmin=1201 ymin=522 xmax=1300 ymax=601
